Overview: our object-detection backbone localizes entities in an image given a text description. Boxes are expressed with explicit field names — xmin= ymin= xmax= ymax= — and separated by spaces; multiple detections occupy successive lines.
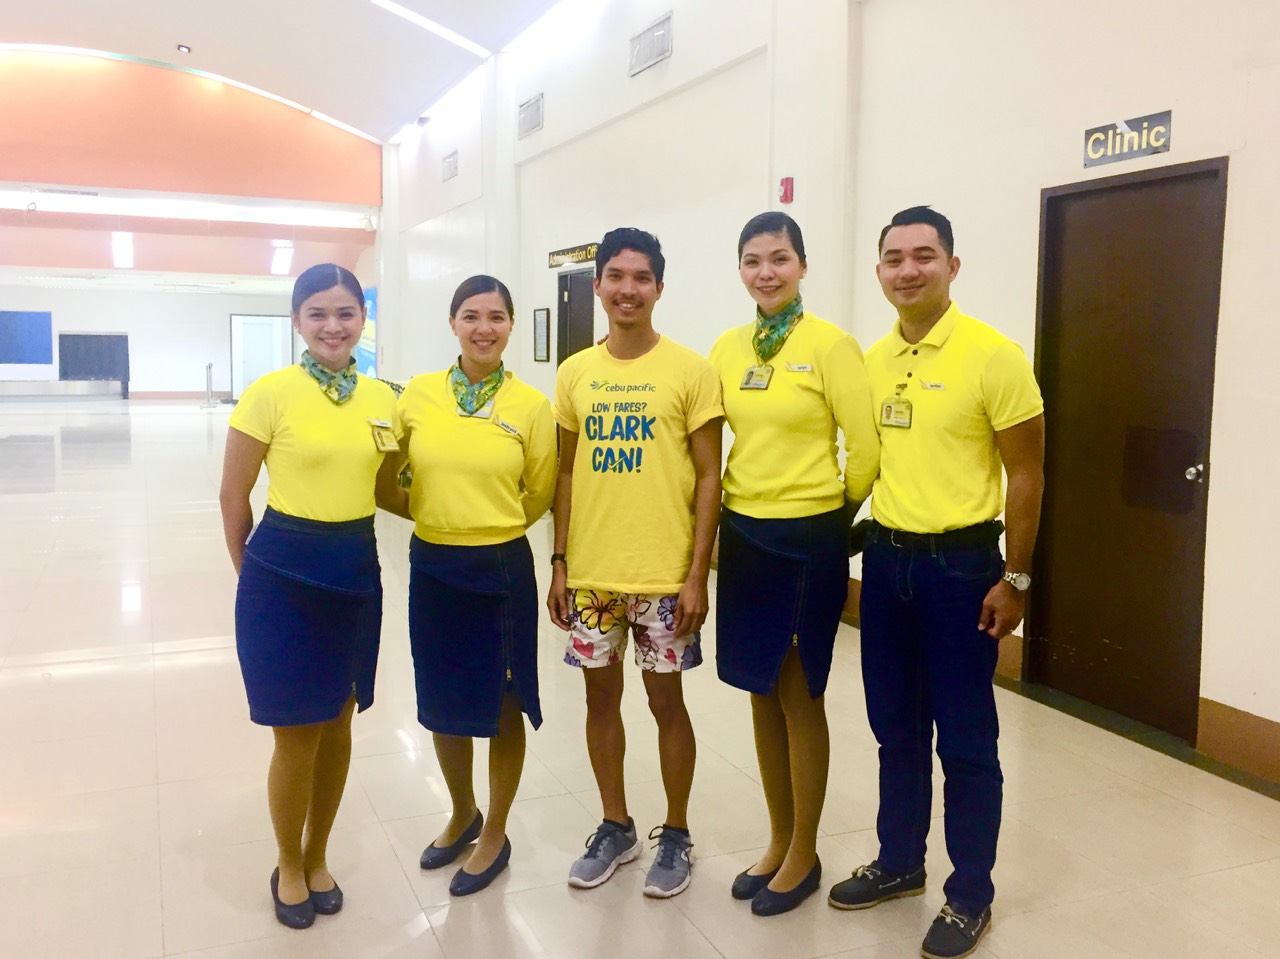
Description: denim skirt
xmin=715 ymin=503 xmax=849 ymax=698
xmin=408 ymin=534 xmax=542 ymax=737
xmin=235 ymin=508 xmax=382 ymax=726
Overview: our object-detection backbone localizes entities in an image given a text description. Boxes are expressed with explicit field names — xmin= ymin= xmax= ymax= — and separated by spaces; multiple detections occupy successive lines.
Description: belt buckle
xmin=888 ymin=528 xmax=907 ymax=548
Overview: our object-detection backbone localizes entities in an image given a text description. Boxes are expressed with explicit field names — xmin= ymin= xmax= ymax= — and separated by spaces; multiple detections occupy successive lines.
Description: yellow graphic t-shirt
xmin=398 ymin=370 xmax=557 ymax=546
xmin=553 ymin=337 xmax=724 ymax=593
xmin=228 ymin=365 xmax=401 ymax=522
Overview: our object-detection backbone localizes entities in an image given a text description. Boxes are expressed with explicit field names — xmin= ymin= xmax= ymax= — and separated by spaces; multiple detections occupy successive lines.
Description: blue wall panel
xmin=0 ymin=311 xmax=54 ymax=364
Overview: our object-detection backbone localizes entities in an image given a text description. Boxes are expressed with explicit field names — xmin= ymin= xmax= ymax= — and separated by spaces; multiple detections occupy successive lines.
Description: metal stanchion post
xmin=201 ymin=363 xmax=221 ymax=408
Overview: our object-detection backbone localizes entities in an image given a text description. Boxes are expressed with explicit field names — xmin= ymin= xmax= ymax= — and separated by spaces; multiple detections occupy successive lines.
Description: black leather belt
xmin=872 ymin=519 xmax=1003 ymax=550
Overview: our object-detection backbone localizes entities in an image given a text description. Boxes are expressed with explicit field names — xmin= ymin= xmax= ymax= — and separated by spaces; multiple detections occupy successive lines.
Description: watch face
xmin=1007 ymin=572 xmax=1031 ymax=591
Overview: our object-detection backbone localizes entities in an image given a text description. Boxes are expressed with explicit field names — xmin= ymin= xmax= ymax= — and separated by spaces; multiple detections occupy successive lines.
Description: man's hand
xmin=978 ymin=579 xmax=1025 ymax=639
xmin=673 ymin=573 xmax=709 ymax=638
xmin=547 ymin=564 xmax=572 ymax=631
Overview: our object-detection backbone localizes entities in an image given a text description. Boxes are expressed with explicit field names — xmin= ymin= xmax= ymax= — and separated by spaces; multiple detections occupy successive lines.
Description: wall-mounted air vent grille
xmin=442 ymin=150 xmax=459 ymax=181
xmin=518 ymin=94 xmax=544 ymax=139
xmin=629 ymin=13 xmax=673 ymax=77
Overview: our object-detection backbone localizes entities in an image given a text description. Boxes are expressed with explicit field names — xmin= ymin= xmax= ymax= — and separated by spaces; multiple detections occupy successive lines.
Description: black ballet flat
xmin=731 ymin=866 xmax=780 ymax=901
xmin=271 ymin=867 xmax=316 ymax=929
xmin=421 ymin=810 xmax=484 ymax=870
xmin=449 ymin=837 xmax=512 ymax=897
xmin=751 ymin=859 xmax=822 ymax=917
xmin=309 ymin=880 xmax=343 ymax=915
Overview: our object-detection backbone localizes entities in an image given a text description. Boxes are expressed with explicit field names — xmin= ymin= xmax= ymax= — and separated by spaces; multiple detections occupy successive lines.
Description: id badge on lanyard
xmin=879 ymin=384 xmax=912 ymax=429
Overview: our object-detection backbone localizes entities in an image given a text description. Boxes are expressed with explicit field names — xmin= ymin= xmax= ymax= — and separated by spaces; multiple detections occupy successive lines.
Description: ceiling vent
xmin=517 ymin=94 xmax=544 ymax=139
xmin=629 ymin=13 xmax=673 ymax=76
xmin=442 ymin=150 xmax=459 ymax=181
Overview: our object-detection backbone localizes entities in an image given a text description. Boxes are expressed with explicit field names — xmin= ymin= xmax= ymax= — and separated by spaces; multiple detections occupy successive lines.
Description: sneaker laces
xmin=648 ymin=827 xmax=689 ymax=870
xmin=938 ymin=904 xmax=971 ymax=928
xmin=583 ymin=824 xmax=621 ymax=860
xmin=853 ymin=863 xmax=882 ymax=880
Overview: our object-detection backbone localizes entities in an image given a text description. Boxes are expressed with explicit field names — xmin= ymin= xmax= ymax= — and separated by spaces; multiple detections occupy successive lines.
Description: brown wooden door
xmin=1029 ymin=158 xmax=1227 ymax=742
xmin=557 ymin=268 xmax=596 ymax=365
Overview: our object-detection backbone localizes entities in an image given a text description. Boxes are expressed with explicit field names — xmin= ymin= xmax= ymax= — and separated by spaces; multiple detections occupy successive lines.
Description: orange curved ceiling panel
xmin=0 ymin=51 xmax=381 ymax=206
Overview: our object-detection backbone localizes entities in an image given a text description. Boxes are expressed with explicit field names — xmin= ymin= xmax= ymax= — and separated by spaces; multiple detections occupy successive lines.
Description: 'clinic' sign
xmin=1083 ymin=111 xmax=1172 ymax=168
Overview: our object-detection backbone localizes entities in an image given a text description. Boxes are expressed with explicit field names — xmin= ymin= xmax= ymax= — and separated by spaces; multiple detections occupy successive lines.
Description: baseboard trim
xmin=128 ymin=391 xmax=232 ymax=400
xmin=1198 ymin=698 xmax=1280 ymax=785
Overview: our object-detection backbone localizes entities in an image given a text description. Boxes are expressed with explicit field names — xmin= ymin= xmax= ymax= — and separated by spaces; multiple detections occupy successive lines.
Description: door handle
xmin=1184 ymin=463 xmax=1205 ymax=483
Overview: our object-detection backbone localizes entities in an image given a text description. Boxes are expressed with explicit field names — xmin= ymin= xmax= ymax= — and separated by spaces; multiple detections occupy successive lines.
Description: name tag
xmin=371 ymin=426 xmax=399 ymax=452
xmin=921 ymin=381 xmax=946 ymax=391
xmin=496 ymin=418 xmax=520 ymax=436
xmin=785 ymin=362 xmax=813 ymax=373
xmin=880 ymin=396 xmax=913 ymax=429
xmin=740 ymin=364 xmax=774 ymax=390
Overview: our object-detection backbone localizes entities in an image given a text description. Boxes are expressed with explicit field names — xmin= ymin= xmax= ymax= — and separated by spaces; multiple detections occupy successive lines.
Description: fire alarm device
xmin=778 ymin=177 xmax=794 ymax=203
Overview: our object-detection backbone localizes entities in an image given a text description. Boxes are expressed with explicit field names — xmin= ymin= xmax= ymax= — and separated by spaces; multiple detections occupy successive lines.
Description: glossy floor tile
xmin=2 ymin=399 xmax=1278 ymax=959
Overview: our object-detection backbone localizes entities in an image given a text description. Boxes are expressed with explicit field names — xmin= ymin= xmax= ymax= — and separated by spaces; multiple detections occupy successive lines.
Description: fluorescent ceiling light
xmin=112 ymin=232 xmax=134 ymax=268
xmin=367 ymin=0 xmax=490 ymax=58
xmin=271 ymin=246 xmax=294 ymax=276
xmin=1 ymin=187 xmax=374 ymax=230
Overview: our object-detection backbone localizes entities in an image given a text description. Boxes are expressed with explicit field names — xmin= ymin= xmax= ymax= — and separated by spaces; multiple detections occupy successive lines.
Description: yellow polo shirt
xmin=865 ymin=303 xmax=1043 ymax=533
xmin=710 ymin=313 xmax=880 ymax=518
xmin=553 ymin=337 xmax=724 ymax=593
xmin=398 ymin=370 xmax=557 ymax=546
xmin=229 ymin=365 xmax=401 ymax=522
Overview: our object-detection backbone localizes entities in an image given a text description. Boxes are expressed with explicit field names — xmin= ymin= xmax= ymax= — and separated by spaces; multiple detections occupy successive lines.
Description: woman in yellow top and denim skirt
xmin=394 ymin=275 xmax=557 ymax=896
xmin=220 ymin=263 xmax=403 ymax=929
xmin=709 ymin=213 xmax=881 ymax=916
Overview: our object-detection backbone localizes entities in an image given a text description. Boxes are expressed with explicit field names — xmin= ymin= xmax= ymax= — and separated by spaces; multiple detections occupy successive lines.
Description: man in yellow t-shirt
xmin=548 ymin=228 xmax=723 ymax=900
xmin=827 ymin=208 xmax=1044 ymax=959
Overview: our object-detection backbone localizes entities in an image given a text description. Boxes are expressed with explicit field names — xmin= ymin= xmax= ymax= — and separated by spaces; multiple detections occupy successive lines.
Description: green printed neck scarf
xmin=300 ymin=350 xmax=358 ymax=404
xmin=449 ymin=360 xmax=506 ymax=414
xmin=752 ymin=296 xmax=805 ymax=364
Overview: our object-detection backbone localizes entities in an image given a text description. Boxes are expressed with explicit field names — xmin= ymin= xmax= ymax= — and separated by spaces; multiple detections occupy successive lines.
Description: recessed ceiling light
xmin=177 ymin=44 xmax=191 ymax=54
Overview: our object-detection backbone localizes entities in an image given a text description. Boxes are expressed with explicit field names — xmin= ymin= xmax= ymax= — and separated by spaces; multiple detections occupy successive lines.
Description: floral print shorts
xmin=563 ymin=588 xmax=703 ymax=673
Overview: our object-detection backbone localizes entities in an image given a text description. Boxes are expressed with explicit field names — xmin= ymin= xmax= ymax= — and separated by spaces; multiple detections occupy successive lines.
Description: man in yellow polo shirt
xmin=827 ymin=207 xmax=1044 ymax=959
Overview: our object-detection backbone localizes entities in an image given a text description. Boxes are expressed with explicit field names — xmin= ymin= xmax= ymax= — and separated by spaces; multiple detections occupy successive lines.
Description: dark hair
xmin=737 ymin=211 xmax=807 ymax=266
xmin=291 ymin=263 xmax=364 ymax=313
xmin=450 ymin=274 xmax=515 ymax=318
xmin=595 ymin=227 xmax=665 ymax=284
xmin=878 ymin=206 xmax=955 ymax=257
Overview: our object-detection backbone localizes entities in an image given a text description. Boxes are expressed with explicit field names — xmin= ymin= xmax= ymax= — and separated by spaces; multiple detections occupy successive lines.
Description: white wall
xmin=0 ymin=286 xmax=289 ymax=393
xmin=383 ymin=0 xmax=860 ymax=396
xmin=852 ymin=0 xmax=1280 ymax=724
xmin=377 ymin=0 xmax=1280 ymax=726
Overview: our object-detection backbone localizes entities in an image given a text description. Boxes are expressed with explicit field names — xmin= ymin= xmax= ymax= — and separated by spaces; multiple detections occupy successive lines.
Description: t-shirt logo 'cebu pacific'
xmin=585 ymin=382 xmax=658 ymax=473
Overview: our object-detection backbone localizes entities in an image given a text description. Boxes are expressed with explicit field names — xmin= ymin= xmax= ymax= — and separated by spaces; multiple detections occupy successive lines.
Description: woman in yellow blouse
xmin=394 ymin=275 xmax=556 ymax=896
xmin=220 ymin=263 xmax=403 ymax=929
xmin=709 ymin=213 xmax=880 ymax=916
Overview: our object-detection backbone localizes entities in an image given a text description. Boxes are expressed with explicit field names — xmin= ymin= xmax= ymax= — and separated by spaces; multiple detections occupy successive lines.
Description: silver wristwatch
xmin=1002 ymin=571 xmax=1031 ymax=591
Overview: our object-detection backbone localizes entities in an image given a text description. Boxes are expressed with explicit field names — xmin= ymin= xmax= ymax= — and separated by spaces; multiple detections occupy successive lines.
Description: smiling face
xmin=739 ymin=230 xmax=806 ymax=316
xmin=292 ymin=284 xmax=365 ymax=372
xmin=594 ymin=248 xmax=663 ymax=329
xmin=876 ymin=222 xmax=960 ymax=324
xmin=449 ymin=290 xmax=513 ymax=375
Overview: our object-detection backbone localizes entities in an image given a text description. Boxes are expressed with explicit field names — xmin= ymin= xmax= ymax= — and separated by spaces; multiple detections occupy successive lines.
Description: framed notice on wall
xmin=533 ymin=308 xmax=550 ymax=362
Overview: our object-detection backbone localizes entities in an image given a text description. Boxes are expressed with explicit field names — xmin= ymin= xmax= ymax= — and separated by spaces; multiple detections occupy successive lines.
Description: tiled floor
xmin=2 ymin=400 xmax=1279 ymax=959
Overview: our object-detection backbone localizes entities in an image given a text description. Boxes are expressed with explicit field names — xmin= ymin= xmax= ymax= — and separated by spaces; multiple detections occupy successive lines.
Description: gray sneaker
xmin=568 ymin=818 xmax=640 ymax=888
xmin=643 ymin=825 xmax=693 ymax=898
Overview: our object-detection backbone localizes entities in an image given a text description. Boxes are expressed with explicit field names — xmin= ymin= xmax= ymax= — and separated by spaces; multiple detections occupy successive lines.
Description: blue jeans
xmin=859 ymin=528 xmax=1004 ymax=914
